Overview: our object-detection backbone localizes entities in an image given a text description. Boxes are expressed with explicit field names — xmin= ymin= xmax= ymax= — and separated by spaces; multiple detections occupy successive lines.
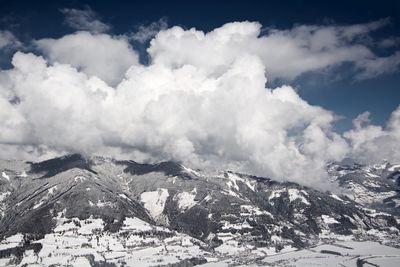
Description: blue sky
xmin=0 ymin=0 xmax=399 ymax=132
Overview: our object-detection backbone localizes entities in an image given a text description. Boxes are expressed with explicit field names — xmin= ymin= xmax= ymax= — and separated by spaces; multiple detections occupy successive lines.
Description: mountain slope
xmin=328 ymin=161 xmax=400 ymax=214
xmin=0 ymin=155 xmax=399 ymax=266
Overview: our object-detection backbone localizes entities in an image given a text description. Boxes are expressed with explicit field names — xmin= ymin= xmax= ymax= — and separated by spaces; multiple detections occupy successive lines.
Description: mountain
xmin=327 ymin=161 xmax=400 ymax=213
xmin=0 ymin=154 xmax=399 ymax=266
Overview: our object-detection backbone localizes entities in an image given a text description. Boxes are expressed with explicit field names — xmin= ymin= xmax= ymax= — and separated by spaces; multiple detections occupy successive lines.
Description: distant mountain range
xmin=0 ymin=154 xmax=399 ymax=266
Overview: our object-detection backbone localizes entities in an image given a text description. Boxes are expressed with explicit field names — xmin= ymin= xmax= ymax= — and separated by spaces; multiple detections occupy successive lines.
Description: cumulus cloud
xmin=0 ymin=50 xmax=350 ymax=188
xmin=60 ymin=7 xmax=110 ymax=33
xmin=35 ymin=32 xmax=139 ymax=85
xmin=0 ymin=20 xmax=399 ymax=189
xmin=344 ymin=107 xmax=400 ymax=164
xmin=1 ymin=53 xmax=346 ymax=188
xmin=148 ymin=19 xmax=397 ymax=81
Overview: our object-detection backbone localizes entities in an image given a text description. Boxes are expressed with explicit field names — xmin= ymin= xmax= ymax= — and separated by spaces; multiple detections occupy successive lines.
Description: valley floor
xmin=201 ymin=241 xmax=400 ymax=267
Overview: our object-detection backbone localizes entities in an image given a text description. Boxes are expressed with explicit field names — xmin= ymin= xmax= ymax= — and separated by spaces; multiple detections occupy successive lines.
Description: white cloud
xmin=0 ymin=20 xmax=399 ymax=189
xmin=1 ymin=52 xmax=110 ymax=152
xmin=129 ymin=17 xmax=168 ymax=43
xmin=148 ymin=19 xmax=397 ymax=81
xmin=0 ymin=30 xmax=21 ymax=49
xmin=35 ymin=32 xmax=139 ymax=85
xmin=0 ymin=51 xmax=348 ymax=189
xmin=344 ymin=107 xmax=400 ymax=164
xmin=60 ymin=7 xmax=110 ymax=33
xmin=355 ymin=52 xmax=400 ymax=79
xmin=379 ymin=37 xmax=400 ymax=48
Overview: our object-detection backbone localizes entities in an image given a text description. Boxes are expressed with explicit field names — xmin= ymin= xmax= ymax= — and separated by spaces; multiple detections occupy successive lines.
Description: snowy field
xmin=200 ymin=241 xmax=400 ymax=267
xmin=0 ymin=215 xmax=209 ymax=267
xmin=0 ymin=216 xmax=399 ymax=266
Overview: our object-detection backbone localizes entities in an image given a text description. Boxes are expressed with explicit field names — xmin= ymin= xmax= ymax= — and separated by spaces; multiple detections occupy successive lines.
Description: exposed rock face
xmin=0 ymin=155 xmax=399 ymax=266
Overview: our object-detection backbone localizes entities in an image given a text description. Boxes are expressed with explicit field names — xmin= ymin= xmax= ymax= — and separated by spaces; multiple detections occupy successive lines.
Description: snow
xmin=0 ymin=192 xmax=10 ymax=202
xmin=54 ymin=220 xmax=79 ymax=233
xmin=319 ymin=228 xmax=354 ymax=241
xmin=269 ymin=188 xmax=310 ymax=205
xmin=0 ymin=159 xmax=399 ymax=266
xmin=203 ymin=194 xmax=212 ymax=202
xmin=19 ymin=249 xmax=39 ymax=265
xmin=181 ymin=165 xmax=201 ymax=176
xmin=346 ymin=181 xmax=397 ymax=205
xmin=330 ymin=193 xmax=344 ymax=201
xmin=1 ymin=171 xmax=10 ymax=181
xmin=96 ymin=199 xmax=114 ymax=207
xmin=374 ymin=162 xmax=390 ymax=170
xmin=48 ymin=185 xmax=57 ymax=195
xmin=173 ymin=189 xmax=197 ymax=211
xmin=122 ymin=217 xmax=154 ymax=232
xmin=268 ymin=189 xmax=285 ymax=200
xmin=226 ymin=173 xmax=243 ymax=191
xmin=0 ymin=233 xmax=24 ymax=250
xmin=77 ymin=218 xmax=104 ymax=235
xmin=321 ymin=215 xmax=339 ymax=224
xmin=392 ymin=198 xmax=400 ymax=208
xmin=388 ymin=164 xmax=400 ymax=171
xmin=199 ymin=262 xmax=229 ymax=267
xmin=261 ymin=241 xmax=400 ymax=267
xmin=363 ymin=208 xmax=391 ymax=217
xmin=240 ymin=205 xmax=273 ymax=217
xmin=74 ymin=175 xmax=86 ymax=182
xmin=225 ymin=172 xmax=256 ymax=192
xmin=33 ymin=185 xmax=60 ymax=209
xmin=140 ymin=188 xmax=169 ymax=219
xmin=245 ymin=180 xmax=256 ymax=191
xmin=5 ymin=233 xmax=24 ymax=243
xmin=363 ymin=180 xmax=381 ymax=188
xmin=71 ymin=257 xmax=91 ymax=267
xmin=215 ymin=239 xmax=247 ymax=255
xmin=223 ymin=189 xmax=242 ymax=199
xmin=119 ymin=193 xmax=130 ymax=201
xmin=288 ymin=188 xmax=310 ymax=205
xmin=10 ymin=214 xmax=209 ymax=267
xmin=365 ymin=172 xmax=380 ymax=178
xmin=32 ymin=200 xmax=45 ymax=209
xmin=221 ymin=220 xmax=252 ymax=230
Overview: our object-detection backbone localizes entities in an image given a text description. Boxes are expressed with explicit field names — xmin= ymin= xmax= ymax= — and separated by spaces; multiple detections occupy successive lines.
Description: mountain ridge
xmin=0 ymin=154 xmax=399 ymax=266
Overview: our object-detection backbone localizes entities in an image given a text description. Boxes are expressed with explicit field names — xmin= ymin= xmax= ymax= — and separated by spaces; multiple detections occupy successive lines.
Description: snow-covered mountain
xmin=0 ymin=154 xmax=399 ymax=266
xmin=328 ymin=161 xmax=400 ymax=212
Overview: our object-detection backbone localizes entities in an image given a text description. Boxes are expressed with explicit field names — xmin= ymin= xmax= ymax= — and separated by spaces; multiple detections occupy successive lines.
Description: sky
xmin=0 ymin=0 xmax=399 ymax=188
xmin=0 ymin=0 xmax=399 ymax=130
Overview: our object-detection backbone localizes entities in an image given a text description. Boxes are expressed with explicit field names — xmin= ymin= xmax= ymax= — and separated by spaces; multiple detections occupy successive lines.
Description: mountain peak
xmin=28 ymin=153 xmax=96 ymax=178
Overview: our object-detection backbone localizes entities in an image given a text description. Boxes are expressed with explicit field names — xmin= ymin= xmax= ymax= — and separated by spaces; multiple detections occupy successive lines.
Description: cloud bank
xmin=148 ymin=19 xmax=398 ymax=81
xmin=0 ymin=19 xmax=399 ymax=188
